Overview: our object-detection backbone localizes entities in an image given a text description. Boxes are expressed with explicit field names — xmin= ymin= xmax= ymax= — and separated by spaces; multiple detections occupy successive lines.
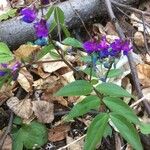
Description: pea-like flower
xmin=34 ymin=19 xmax=49 ymax=38
xmin=110 ymin=39 xmax=132 ymax=56
xmin=0 ymin=62 xmax=21 ymax=80
xmin=20 ymin=7 xmax=36 ymax=23
xmin=83 ymin=41 xmax=98 ymax=54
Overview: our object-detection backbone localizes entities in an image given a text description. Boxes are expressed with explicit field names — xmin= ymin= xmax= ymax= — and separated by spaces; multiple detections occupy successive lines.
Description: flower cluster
xmin=20 ymin=7 xmax=49 ymax=45
xmin=83 ymin=37 xmax=132 ymax=58
xmin=0 ymin=62 xmax=21 ymax=80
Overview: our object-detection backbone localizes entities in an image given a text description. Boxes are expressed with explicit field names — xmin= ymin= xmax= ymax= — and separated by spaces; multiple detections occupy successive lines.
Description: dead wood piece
xmin=0 ymin=0 xmax=139 ymax=49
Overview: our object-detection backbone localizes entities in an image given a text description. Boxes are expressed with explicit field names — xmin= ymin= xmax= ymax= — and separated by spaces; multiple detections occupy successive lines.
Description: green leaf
xmin=103 ymin=97 xmax=140 ymax=124
xmin=140 ymin=123 xmax=150 ymax=134
xmin=54 ymin=7 xmax=65 ymax=24
xmin=107 ymin=69 xmax=123 ymax=78
xmin=103 ymin=124 xmax=112 ymax=138
xmin=61 ymin=24 xmax=71 ymax=37
xmin=84 ymin=113 xmax=109 ymax=150
xmin=45 ymin=6 xmax=55 ymax=20
xmin=8 ymin=9 xmax=17 ymax=17
xmin=66 ymin=95 xmax=101 ymax=120
xmin=12 ymin=121 xmax=48 ymax=150
xmin=0 ymin=14 xmax=8 ymax=21
xmin=55 ymin=80 xmax=93 ymax=96
xmin=96 ymin=83 xmax=133 ymax=98
xmin=62 ymin=37 xmax=83 ymax=48
xmin=50 ymin=19 xmax=57 ymax=32
xmin=13 ymin=116 xmax=22 ymax=125
xmin=36 ymin=44 xmax=54 ymax=60
xmin=0 ymin=42 xmax=14 ymax=63
xmin=82 ymin=67 xmax=97 ymax=77
xmin=110 ymin=113 xmax=143 ymax=150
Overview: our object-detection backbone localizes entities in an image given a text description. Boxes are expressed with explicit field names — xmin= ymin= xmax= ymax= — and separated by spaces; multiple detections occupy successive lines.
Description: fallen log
xmin=0 ymin=0 xmax=139 ymax=50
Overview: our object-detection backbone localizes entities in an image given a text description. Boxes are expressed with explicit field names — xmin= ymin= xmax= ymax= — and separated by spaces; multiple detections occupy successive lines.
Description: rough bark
xmin=0 ymin=0 xmax=139 ymax=50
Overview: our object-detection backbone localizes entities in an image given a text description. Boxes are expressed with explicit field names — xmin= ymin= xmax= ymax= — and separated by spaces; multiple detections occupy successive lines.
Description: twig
xmin=111 ymin=0 xmax=150 ymax=16
xmin=105 ymin=0 xmax=150 ymax=116
xmin=68 ymin=0 xmax=92 ymax=39
xmin=0 ymin=111 xmax=14 ymax=149
xmin=115 ymin=6 xmax=150 ymax=29
xmin=130 ymin=96 xmax=146 ymax=108
xmin=141 ymin=13 xmax=150 ymax=56
xmin=0 ymin=87 xmax=23 ymax=149
xmin=58 ymin=134 xmax=86 ymax=150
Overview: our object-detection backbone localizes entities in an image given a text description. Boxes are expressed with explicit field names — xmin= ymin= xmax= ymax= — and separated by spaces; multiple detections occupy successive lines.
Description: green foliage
xmin=12 ymin=121 xmax=48 ymax=150
xmin=107 ymin=69 xmax=123 ymax=78
xmin=45 ymin=6 xmax=70 ymax=37
xmin=84 ymin=113 xmax=109 ymax=150
xmin=66 ymin=95 xmax=101 ymax=120
xmin=0 ymin=9 xmax=17 ymax=21
xmin=110 ymin=113 xmax=143 ymax=150
xmin=140 ymin=123 xmax=150 ymax=134
xmin=96 ymin=82 xmax=133 ymax=98
xmin=62 ymin=37 xmax=83 ymax=48
xmin=54 ymin=7 xmax=65 ymax=24
xmin=0 ymin=42 xmax=14 ymax=63
xmin=36 ymin=44 xmax=54 ymax=60
xmin=103 ymin=97 xmax=140 ymax=124
xmin=55 ymin=80 xmax=93 ymax=96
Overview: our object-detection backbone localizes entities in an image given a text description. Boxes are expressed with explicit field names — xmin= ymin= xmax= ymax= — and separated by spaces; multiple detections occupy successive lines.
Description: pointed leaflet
xmin=66 ymin=95 xmax=101 ymax=120
xmin=107 ymin=69 xmax=123 ymax=78
xmin=103 ymin=97 xmax=140 ymax=124
xmin=55 ymin=80 xmax=93 ymax=96
xmin=96 ymin=83 xmax=133 ymax=98
xmin=54 ymin=7 xmax=65 ymax=24
xmin=62 ymin=37 xmax=83 ymax=48
xmin=0 ymin=42 xmax=14 ymax=63
xmin=110 ymin=113 xmax=143 ymax=150
xmin=140 ymin=123 xmax=150 ymax=134
xmin=45 ymin=6 xmax=55 ymax=20
xmin=12 ymin=121 xmax=48 ymax=150
xmin=84 ymin=113 xmax=109 ymax=150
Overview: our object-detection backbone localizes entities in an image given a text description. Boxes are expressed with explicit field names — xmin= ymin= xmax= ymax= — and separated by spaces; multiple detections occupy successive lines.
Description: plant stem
xmin=105 ymin=0 xmax=150 ymax=116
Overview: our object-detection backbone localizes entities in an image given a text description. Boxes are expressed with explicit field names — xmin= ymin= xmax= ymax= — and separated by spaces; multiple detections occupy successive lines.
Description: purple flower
xmin=110 ymin=39 xmax=132 ymax=56
xmin=11 ymin=62 xmax=21 ymax=72
xmin=97 ymin=36 xmax=109 ymax=50
xmin=20 ymin=7 xmax=36 ymax=23
xmin=122 ymin=40 xmax=132 ymax=55
xmin=0 ymin=70 xmax=7 ymax=77
xmin=34 ymin=19 xmax=49 ymax=38
xmin=41 ymin=0 xmax=49 ymax=5
xmin=83 ymin=41 xmax=97 ymax=54
xmin=1 ymin=63 xmax=8 ymax=68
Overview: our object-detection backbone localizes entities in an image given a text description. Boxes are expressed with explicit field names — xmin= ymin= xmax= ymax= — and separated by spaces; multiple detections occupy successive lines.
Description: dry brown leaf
xmin=41 ymin=53 xmax=67 ymax=73
xmin=17 ymin=68 xmax=33 ymax=92
xmin=105 ymin=22 xmax=118 ymax=36
xmin=122 ymin=77 xmax=132 ymax=104
xmin=7 ymin=97 xmax=33 ymax=119
xmin=137 ymin=64 xmax=150 ymax=87
xmin=48 ymin=124 xmax=70 ymax=142
xmin=93 ymin=23 xmax=106 ymax=37
xmin=32 ymin=101 xmax=54 ymax=123
xmin=65 ymin=136 xmax=84 ymax=150
xmin=145 ymin=54 xmax=150 ymax=65
xmin=14 ymin=45 xmax=40 ymax=60
xmin=131 ymin=13 xmax=150 ymax=34
xmin=0 ymin=85 xmax=13 ymax=106
xmin=134 ymin=32 xmax=144 ymax=47
xmin=41 ymin=81 xmax=68 ymax=106
xmin=0 ymin=131 xmax=12 ymax=150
